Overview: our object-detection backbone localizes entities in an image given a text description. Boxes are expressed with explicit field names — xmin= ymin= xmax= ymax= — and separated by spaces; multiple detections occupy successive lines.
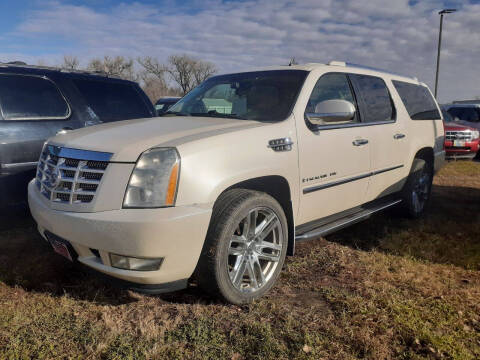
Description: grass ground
xmin=0 ymin=161 xmax=479 ymax=359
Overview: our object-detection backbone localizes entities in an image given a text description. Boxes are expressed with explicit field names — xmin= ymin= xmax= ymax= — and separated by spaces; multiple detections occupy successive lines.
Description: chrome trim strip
xmin=311 ymin=119 xmax=396 ymax=131
xmin=303 ymin=172 xmax=370 ymax=194
xmin=303 ymin=164 xmax=404 ymax=194
xmin=1 ymin=161 xmax=38 ymax=168
xmin=46 ymin=145 xmax=112 ymax=162
xmin=372 ymin=164 xmax=404 ymax=176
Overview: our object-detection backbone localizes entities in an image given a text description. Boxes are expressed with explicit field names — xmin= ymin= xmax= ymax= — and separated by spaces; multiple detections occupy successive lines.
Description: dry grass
xmin=0 ymin=161 xmax=479 ymax=359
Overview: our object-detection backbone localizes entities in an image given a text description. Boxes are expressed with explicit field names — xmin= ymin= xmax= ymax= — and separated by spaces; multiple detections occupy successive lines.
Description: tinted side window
xmin=73 ymin=79 xmax=151 ymax=122
xmin=392 ymin=80 xmax=440 ymax=120
xmin=350 ymin=74 xmax=394 ymax=123
xmin=305 ymin=73 xmax=358 ymax=125
xmin=447 ymin=107 xmax=480 ymax=123
xmin=0 ymin=74 xmax=70 ymax=120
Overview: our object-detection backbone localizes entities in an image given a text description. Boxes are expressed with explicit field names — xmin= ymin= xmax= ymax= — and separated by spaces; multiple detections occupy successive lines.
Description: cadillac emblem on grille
xmin=47 ymin=165 xmax=62 ymax=189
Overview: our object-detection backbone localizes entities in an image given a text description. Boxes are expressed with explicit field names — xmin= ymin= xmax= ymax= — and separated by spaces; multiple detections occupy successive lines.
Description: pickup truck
xmin=28 ymin=61 xmax=445 ymax=304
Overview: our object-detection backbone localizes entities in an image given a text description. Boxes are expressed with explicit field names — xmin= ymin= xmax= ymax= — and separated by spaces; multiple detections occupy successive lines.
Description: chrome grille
xmin=35 ymin=145 xmax=112 ymax=204
xmin=446 ymin=131 xmax=473 ymax=141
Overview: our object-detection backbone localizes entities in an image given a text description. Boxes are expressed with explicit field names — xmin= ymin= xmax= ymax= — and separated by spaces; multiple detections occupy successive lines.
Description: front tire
xmin=400 ymin=158 xmax=433 ymax=218
xmin=196 ymin=189 xmax=288 ymax=304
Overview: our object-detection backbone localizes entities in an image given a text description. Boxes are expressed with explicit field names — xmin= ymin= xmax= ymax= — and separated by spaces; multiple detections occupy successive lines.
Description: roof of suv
xmin=444 ymin=103 xmax=480 ymax=108
xmin=0 ymin=62 xmax=137 ymax=84
xmin=224 ymin=60 xmax=420 ymax=84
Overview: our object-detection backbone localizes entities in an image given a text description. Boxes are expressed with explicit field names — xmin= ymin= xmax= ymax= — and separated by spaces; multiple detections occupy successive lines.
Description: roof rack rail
xmin=0 ymin=61 xmax=121 ymax=79
xmin=328 ymin=60 xmax=415 ymax=80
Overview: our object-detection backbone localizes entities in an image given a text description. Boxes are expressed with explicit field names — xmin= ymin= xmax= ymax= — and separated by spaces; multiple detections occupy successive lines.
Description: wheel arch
xmin=412 ymin=147 xmax=434 ymax=170
xmin=223 ymin=175 xmax=295 ymax=256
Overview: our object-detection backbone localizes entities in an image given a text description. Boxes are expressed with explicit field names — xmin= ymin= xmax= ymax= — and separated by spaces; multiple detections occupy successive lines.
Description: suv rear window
xmin=447 ymin=107 xmax=480 ymax=123
xmin=0 ymin=74 xmax=70 ymax=120
xmin=73 ymin=79 xmax=151 ymax=122
xmin=349 ymin=74 xmax=395 ymax=123
xmin=392 ymin=80 xmax=440 ymax=120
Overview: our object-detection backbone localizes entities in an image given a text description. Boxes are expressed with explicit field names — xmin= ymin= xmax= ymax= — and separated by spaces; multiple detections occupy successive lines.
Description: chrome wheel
xmin=412 ymin=168 xmax=431 ymax=213
xmin=227 ymin=207 xmax=283 ymax=293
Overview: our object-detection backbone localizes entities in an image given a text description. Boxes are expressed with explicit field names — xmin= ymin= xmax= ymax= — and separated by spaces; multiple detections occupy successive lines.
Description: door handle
xmin=393 ymin=133 xmax=406 ymax=140
xmin=352 ymin=139 xmax=369 ymax=146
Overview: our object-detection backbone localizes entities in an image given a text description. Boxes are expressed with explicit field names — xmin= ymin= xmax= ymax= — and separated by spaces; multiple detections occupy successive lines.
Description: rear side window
xmin=0 ymin=74 xmax=70 ymax=120
xmin=349 ymin=74 xmax=395 ymax=123
xmin=73 ymin=79 xmax=151 ymax=122
xmin=447 ymin=107 xmax=480 ymax=123
xmin=392 ymin=80 xmax=440 ymax=120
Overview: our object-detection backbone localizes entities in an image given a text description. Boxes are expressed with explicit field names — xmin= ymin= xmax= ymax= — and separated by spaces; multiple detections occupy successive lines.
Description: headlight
xmin=123 ymin=148 xmax=180 ymax=208
xmin=471 ymin=130 xmax=479 ymax=140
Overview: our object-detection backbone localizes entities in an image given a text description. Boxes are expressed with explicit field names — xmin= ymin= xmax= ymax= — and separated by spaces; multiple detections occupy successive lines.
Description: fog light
xmin=109 ymin=254 xmax=163 ymax=271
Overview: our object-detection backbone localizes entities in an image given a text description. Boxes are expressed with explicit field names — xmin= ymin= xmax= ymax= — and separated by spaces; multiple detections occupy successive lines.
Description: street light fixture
xmin=434 ymin=8 xmax=457 ymax=99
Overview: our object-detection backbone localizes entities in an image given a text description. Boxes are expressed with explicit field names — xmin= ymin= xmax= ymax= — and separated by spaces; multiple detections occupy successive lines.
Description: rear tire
xmin=400 ymin=158 xmax=433 ymax=218
xmin=196 ymin=189 xmax=288 ymax=305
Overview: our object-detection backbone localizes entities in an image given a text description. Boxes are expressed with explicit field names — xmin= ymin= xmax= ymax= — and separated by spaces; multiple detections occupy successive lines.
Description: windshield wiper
xmin=190 ymin=111 xmax=246 ymax=120
xmin=159 ymin=111 xmax=190 ymax=117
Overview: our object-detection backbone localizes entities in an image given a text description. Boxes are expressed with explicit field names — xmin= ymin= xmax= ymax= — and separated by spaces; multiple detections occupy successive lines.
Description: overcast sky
xmin=0 ymin=0 xmax=478 ymax=103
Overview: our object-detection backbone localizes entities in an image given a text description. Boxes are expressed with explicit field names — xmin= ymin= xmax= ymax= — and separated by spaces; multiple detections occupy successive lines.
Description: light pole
xmin=434 ymin=8 xmax=456 ymax=99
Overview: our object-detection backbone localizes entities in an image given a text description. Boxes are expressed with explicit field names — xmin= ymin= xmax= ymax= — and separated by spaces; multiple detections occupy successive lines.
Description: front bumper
xmin=445 ymin=152 xmax=477 ymax=160
xmin=445 ymin=141 xmax=479 ymax=160
xmin=28 ymin=180 xmax=212 ymax=289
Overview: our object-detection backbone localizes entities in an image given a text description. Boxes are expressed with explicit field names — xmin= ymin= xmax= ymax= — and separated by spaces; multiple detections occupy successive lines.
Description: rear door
xmin=349 ymin=74 xmax=406 ymax=200
xmin=0 ymin=73 xmax=76 ymax=174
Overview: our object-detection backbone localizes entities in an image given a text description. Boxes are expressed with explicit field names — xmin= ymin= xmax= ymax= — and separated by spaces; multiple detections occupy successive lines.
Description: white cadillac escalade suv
xmin=28 ymin=61 xmax=445 ymax=304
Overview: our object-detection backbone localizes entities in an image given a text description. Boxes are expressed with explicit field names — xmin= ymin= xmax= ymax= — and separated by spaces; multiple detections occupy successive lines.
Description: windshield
xmin=447 ymin=107 xmax=480 ymax=123
xmin=165 ymin=70 xmax=308 ymax=122
xmin=441 ymin=109 xmax=454 ymax=123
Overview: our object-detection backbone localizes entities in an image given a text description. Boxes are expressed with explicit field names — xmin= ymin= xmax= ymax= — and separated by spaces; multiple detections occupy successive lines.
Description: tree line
xmin=61 ymin=54 xmax=217 ymax=102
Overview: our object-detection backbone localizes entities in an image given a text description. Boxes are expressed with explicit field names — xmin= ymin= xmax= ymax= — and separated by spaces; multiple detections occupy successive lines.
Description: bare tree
xmin=137 ymin=56 xmax=182 ymax=101
xmin=137 ymin=56 xmax=166 ymax=81
xmin=192 ymin=59 xmax=217 ymax=88
xmin=164 ymin=54 xmax=217 ymax=95
xmin=87 ymin=56 xmax=137 ymax=81
xmin=62 ymin=55 xmax=79 ymax=70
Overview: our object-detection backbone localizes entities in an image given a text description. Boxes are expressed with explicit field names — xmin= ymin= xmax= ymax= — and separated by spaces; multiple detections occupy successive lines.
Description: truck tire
xmin=400 ymin=158 xmax=433 ymax=218
xmin=196 ymin=189 xmax=288 ymax=304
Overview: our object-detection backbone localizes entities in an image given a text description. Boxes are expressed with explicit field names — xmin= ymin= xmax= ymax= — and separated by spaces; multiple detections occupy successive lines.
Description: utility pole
xmin=434 ymin=9 xmax=456 ymax=99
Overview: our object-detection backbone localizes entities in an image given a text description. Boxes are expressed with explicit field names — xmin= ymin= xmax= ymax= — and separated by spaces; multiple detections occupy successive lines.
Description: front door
xmin=296 ymin=72 xmax=371 ymax=226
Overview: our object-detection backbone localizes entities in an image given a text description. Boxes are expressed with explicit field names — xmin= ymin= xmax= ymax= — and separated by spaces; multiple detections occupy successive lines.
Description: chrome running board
xmin=295 ymin=199 xmax=402 ymax=242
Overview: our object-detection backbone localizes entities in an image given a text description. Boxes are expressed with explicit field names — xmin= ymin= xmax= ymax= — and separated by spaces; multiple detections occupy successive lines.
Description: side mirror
xmin=305 ymin=99 xmax=356 ymax=126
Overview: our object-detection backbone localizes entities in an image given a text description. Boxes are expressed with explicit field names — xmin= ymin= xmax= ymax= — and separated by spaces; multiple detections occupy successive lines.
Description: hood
xmin=50 ymin=116 xmax=263 ymax=162
xmin=444 ymin=122 xmax=476 ymax=132
xmin=450 ymin=120 xmax=480 ymax=131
